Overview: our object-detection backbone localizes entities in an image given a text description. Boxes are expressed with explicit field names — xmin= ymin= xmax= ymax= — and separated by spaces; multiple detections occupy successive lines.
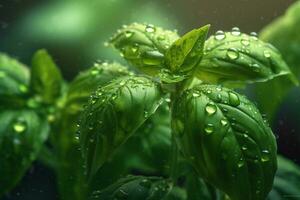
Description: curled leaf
xmin=172 ymin=84 xmax=277 ymax=200
xmin=0 ymin=110 xmax=49 ymax=195
xmin=79 ymin=76 xmax=164 ymax=178
xmin=90 ymin=175 xmax=172 ymax=200
xmin=195 ymin=29 xmax=297 ymax=86
xmin=109 ymin=23 xmax=179 ymax=75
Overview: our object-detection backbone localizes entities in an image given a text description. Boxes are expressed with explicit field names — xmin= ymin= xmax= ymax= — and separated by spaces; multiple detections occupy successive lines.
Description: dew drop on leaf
xmin=250 ymin=32 xmax=258 ymax=40
xmin=238 ymin=158 xmax=245 ymax=168
xmin=220 ymin=118 xmax=228 ymax=126
xmin=124 ymin=30 xmax=134 ymax=38
xmin=205 ymin=102 xmax=217 ymax=115
xmin=214 ymin=30 xmax=226 ymax=40
xmin=263 ymin=50 xmax=271 ymax=58
xmin=145 ymin=24 xmax=156 ymax=33
xmin=228 ymin=92 xmax=240 ymax=106
xmin=231 ymin=27 xmax=241 ymax=36
xmin=192 ymin=92 xmax=200 ymax=97
xmin=13 ymin=119 xmax=27 ymax=133
xmin=204 ymin=124 xmax=214 ymax=135
xmin=241 ymin=38 xmax=250 ymax=46
xmin=261 ymin=150 xmax=270 ymax=162
xmin=226 ymin=48 xmax=239 ymax=60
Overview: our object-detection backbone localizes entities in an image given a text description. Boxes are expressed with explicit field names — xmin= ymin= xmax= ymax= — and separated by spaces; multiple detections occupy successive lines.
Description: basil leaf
xmin=0 ymin=53 xmax=30 ymax=105
xmin=173 ymin=84 xmax=277 ymax=200
xmin=90 ymin=175 xmax=172 ymax=200
xmin=165 ymin=25 xmax=210 ymax=74
xmin=195 ymin=30 xmax=297 ymax=86
xmin=0 ymin=109 xmax=49 ymax=196
xmin=79 ymin=76 xmax=164 ymax=178
xmin=267 ymin=156 xmax=300 ymax=199
xmin=30 ymin=49 xmax=63 ymax=104
xmin=109 ymin=23 xmax=179 ymax=75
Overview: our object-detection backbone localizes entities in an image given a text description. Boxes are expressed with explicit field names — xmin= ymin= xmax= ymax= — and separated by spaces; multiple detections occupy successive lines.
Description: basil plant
xmin=0 ymin=21 xmax=298 ymax=200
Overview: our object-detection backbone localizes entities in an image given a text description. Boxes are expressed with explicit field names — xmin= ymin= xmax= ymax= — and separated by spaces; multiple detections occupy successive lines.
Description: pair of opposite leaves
xmin=79 ymin=23 xmax=297 ymax=200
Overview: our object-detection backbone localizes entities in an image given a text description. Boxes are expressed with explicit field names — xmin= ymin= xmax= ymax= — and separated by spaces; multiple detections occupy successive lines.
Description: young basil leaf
xmin=30 ymin=49 xmax=63 ymax=104
xmin=109 ymin=23 xmax=179 ymax=76
xmin=0 ymin=109 xmax=49 ymax=196
xmin=165 ymin=25 xmax=210 ymax=74
xmin=172 ymin=84 xmax=277 ymax=200
xmin=90 ymin=175 xmax=172 ymax=200
xmin=0 ymin=53 xmax=30 ymax=105
xmin=267 ymin=155 xmax=300 ymax=200
xmin=195 ymin=30 xmax=298 ymax=86
xmin=79 ymin=76 xmax=164 ymax=179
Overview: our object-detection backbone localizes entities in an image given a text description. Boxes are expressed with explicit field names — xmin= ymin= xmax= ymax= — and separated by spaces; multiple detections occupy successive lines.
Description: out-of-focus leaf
xmin=253 ymin=1 xmax=300 ymax=120
xmin=267 ymin=155 xmax=300 ymax=200
xmin=110 ymin=23 xmax=179 ymax=76
xmin=0 ymin=110 xmax=49 ymax=196
xmin=165 ymin=25 xmax=210 ymax=74
xmin=173 ymin=85 xmax=277 ymax=200
xmin=79 ymin=76 xmax=164 ymax=179
xmin=0 ymin=53 xmax=30 ymax=106
xmin=195 ymin=29 xmax=297 ymax=86
xmin=90 ymin=175 xmax=172 ymax=200
xmin=30 ymin=49 xmax=63 ymax=104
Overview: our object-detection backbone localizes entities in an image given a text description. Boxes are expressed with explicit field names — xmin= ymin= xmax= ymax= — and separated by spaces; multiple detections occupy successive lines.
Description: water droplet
xmin=214 ymin=30 xmax=226 ymax=40
xmin=227 ymin=48 xmax=239 ymax=60
xmin=238 ymin=158 xmax=245 ymax=168
xmin=250 ymin=63 xmax=260 ymax=72
xmin=139 ymin=179 xmax=151 ymax=188
xmin=145 ymin=24 xmax=156 ymax=33
xmin=47 ymin=114 xmax=55 ymax=123
xmin=90 ymin=69 xmax=99 ymax=75
xmin=205 ymin=102 xmax=217 ymax=115
xmin=220 ymin=118 xmax=228 ymax=126
xmin=144 ymin=110 xmax=149 ymax=118
xmin=242 ymin=146 xmax=247 ymax=151
xmin=13 ymin=119 xmax=27 ymax=133
xmin=241 ymin=38 xmax=250 ymax=46
xmin=119 ymin=80 xmax=126 ymax=86
xmin=165 ymin=98 xmax=171 ymax=103
xmin=263 ymin=50 xmax=271 ymax=58
xmin=261 ymin=150 xmax=270 ymax=162
xmin=204 ymin=124 xmax=214 ymax=135
xmin=120 ymin=52 xmax=124 ymax=57
xmin=125 ymin=30 xmax=134 ymax=38
xmin=228 ymin=92 xmax=240 ymax=106
xmin=231 ymin=27 xmax=241 ymax=36
xmin=250 ymin=32 xmax=258 ymax=40
xmin=192 ymin=92 xmax=200 ymax=97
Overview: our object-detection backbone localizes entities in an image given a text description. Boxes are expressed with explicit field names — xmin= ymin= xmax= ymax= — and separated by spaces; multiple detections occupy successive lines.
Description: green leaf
xmin=0 ymin=109 xmax=49 ymax=196
xmin=79 ymin=76 xmax=164 ymax=179
xmin=0 ymin=53 xmax=30 ymax=105
xmin=165 ymin=25 xmax=210 ymax=74
xmin=172 ymin=84 xmax=277 ymax=200
xmin=30 ymin=49 xmax=63 ymax=104
xmin=109 ymin=23 xmax=179 ymax=75
xmin=195 ymin=29 xmax=297 ymax=86
xmin=90 ymin=175 xmax=172 ymax=200
xmin=267 ymin=156 xmax=300 ymax=200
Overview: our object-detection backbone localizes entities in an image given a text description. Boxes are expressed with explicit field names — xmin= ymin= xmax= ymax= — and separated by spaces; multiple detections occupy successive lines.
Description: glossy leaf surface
xmin=79 ymin=76 xmax=164 ymax=178
xmin=109 ymin=23 xmax=179 ymax=75
xmin=0 ymin=110 xmax=49 ymax=195
xmin=195 ymin=30 xmax=297 ymax=86
xmin=173 ymin=84 xmax=277 ymax=200
xmin=90 ymin=175 xmax=172 ymax=200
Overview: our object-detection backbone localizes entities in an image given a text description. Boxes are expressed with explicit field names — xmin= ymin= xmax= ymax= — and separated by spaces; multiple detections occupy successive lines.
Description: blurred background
xmin=0 ymin=0 xmax=298 ymax=199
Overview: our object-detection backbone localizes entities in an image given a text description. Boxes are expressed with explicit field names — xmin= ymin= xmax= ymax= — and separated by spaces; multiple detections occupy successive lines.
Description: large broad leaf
xmin=0 ymin=109 xmax=49 ymax=196
xmin=253 ymin=1 xmax=300 ymax=121
xmin=165 ymin=25 xmax=210 ymax=74
xmin=90 ymin=175 xmax=172 ymax=200
xmin=172 ymin=84 xmax=277 ymax=200
xmin=195 ymin=29 xmax=297 ymax=86
xmin=109 ymin=23 xmax=179 ymax=76
xmin=55 ymin=62 xmax=131 ymax=200
xmin=267 ymin=155 xmax=300 ymax=200
xmin=79 ymin=76 xmax=164 ymax=179
xmin=0 ymin=53 xmax=30 ymax=106
xmin=30 ymin=49 xmax=63 ymax=104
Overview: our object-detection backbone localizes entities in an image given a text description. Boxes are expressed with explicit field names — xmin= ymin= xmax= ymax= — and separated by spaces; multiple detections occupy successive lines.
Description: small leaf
xmin=0 ymin=109 xmax=49 ymax=196
xmin=267 ymin=156 xmax=300 ymax=200
xmin=90 ymin=175 xmax=172 ymax=200
xmin=0 ymin=53 xmax=30 ymax=105
xmin=165 ymin=24 xmax=210 ymax=74
xmin=109 ymin=23 xmax=179 ymax=75
xmin=195 ymin=30 xmax=297 ymax=86
xmin=173 ymin=84 xmax=277 ymax=200
xmin=79 ymin=76 xmax=164 ymax=178
xmin=30 ymin=49 xmax=63 ymax=104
